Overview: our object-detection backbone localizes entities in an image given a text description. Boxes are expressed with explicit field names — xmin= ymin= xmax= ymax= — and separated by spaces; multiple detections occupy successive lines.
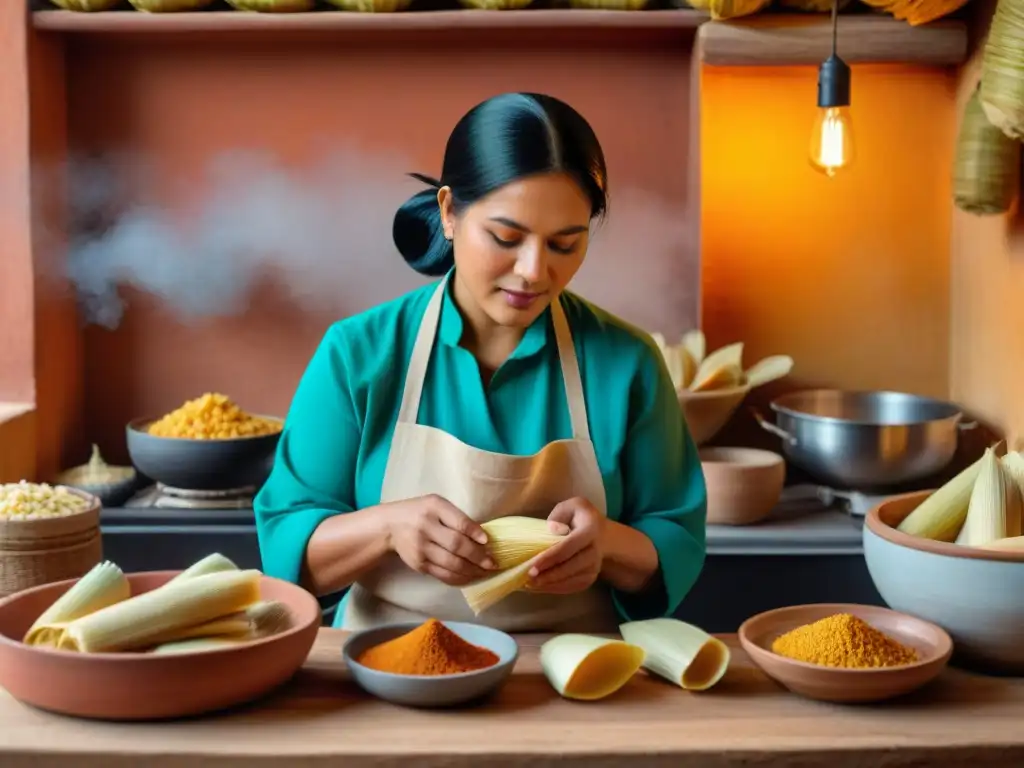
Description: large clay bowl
xmin=0 ymin=571 xmax=320 ymax=720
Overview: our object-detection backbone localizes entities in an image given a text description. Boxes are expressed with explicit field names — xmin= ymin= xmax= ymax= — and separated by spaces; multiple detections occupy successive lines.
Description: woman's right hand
xmin=383 ymin=495 xmax=495 ymax=586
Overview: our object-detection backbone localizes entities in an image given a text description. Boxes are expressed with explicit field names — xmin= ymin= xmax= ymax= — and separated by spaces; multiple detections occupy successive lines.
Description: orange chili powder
xmin=355 ymin=619 xmax=499 ymax=676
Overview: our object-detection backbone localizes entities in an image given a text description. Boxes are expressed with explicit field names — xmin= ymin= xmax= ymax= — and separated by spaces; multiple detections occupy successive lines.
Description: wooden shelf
xmin=30 ymin=8 xmax=968 ymax=65
xmin=32 ymin=8 xmax=707 ymax=34
xmin=698 ymin=14 xmax=968 ymax=67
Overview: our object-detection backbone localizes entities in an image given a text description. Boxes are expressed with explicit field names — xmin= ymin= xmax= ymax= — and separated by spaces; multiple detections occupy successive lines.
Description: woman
xmin=255 ymin=92 xmax=707 ymax=632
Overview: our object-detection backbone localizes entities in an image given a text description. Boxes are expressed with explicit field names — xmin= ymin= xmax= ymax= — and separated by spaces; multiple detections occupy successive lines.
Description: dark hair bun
xmin=392 ymin=187 xmax=454 ymax=277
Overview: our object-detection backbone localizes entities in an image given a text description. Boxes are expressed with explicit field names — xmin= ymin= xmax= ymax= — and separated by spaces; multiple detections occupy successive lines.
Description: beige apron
xmin=343 ymin=278 xmax=618 ymax=633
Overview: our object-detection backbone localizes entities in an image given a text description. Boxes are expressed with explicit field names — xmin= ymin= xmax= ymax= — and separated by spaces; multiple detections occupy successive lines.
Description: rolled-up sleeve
xmin=612 ymin=348 xmax=707 ymax=622
xmin=254 ymin=324 xmax=360 ymax=585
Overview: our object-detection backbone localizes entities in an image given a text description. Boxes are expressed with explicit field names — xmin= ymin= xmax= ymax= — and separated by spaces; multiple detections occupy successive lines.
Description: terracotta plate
xmin=738 ymin=603 xmax=952 ymax=704
xmin=0 ymin=571 xmax=321 ymax=720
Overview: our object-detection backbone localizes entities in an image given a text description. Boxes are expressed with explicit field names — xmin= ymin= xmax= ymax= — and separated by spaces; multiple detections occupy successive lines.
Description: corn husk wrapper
xmin=980 ymin=0 xmax=1024 ymax=139
xmin=953 ymin=88 xmax=1020 ymax=216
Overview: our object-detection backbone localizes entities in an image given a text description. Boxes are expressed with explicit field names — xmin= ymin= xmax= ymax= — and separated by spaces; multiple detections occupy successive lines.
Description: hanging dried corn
xmin=952 ymin=87 xmax=1020 ymax=216
xmin=981 ymin=0 xmax=1024 ymax=139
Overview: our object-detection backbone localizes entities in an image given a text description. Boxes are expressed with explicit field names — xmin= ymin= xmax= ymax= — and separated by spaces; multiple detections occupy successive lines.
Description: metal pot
xmin=753 ymin=389 xmax=976 ymax=489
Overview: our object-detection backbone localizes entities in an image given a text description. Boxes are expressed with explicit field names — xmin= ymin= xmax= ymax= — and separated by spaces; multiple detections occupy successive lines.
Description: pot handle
xmin=957 ymin=420 xmax=978 ymax=432
xmin=750 ymin=408 xmax=798 ymax=446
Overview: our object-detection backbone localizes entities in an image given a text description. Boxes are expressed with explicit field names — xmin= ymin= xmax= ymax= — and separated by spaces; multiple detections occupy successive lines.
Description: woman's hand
xmin=384 ymin=495 xmax=496 ymax=586
xmin=527 ymin=497 xmax=606 ymax=595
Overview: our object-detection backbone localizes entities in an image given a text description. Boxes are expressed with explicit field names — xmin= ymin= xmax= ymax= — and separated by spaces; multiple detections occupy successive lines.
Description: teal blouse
xmin=255 ymin=276 xmax=707 ymax=627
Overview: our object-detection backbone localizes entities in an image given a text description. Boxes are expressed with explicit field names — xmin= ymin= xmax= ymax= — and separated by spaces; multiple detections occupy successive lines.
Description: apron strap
xmin=549 ymin=299 xmax=591 ymax=442
xmin=396 ymin=276 xmax=592 ymax=442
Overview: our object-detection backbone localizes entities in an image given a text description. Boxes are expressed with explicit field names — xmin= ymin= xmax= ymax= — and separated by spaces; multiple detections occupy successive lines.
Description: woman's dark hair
xmin=392 ymin=93 xmax=609 ymax=276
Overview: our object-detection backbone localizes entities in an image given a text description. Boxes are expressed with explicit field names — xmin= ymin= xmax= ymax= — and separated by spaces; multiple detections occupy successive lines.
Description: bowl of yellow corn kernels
xmin=126 ymin=393 xmax=283 ymax=492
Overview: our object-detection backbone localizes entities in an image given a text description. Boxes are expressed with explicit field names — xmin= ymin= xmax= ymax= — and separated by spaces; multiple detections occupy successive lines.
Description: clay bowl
xmin=864 ymin=490 xmax=1024 ymax=674
xmin=126 ymin=416 xmax=283 ymax=491
xmin=343 ymin=621 xmax=519 ymax=708
xmin=699 ymin=447 xmax=785 ymax=526
xmin=0 ymin=571 xmax=321 ymax=720
xmin=739 ymin=603 xmax=952 ymax=704
xmin=677 ymin=385 xmax=750 ymax=446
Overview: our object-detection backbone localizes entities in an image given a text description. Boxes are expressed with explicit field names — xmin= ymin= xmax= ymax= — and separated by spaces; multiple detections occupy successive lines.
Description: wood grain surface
xmin=0 ymin=629 xmax=1021 ymax=767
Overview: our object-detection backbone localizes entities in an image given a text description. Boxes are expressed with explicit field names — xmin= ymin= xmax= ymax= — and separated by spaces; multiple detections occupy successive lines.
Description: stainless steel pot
xmin=753 ymin=389 xmax=976 ymax=489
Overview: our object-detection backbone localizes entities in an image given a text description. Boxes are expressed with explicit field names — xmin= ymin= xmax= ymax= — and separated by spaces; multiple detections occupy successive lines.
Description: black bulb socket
xmin=817 ymin=54 xmax=851 ymax=109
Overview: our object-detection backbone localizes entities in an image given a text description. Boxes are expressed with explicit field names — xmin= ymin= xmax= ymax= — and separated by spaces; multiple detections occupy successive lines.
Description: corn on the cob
xmin=957 ymin=448 xmax=1022 ymax=546
xmin=896 ymin=443 xmax=1006 ymax=541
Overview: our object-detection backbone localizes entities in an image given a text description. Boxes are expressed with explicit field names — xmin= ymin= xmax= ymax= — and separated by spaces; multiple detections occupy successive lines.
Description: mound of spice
xmin=771 ymin=613 xmax=919 ymax=669
xmin=355 ymin=619 xmax=500 ymax=676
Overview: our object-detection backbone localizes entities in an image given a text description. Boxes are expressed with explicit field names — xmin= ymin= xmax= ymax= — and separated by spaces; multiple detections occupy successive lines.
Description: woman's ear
xmin=437 ymin=186 xmax=455 ymax=241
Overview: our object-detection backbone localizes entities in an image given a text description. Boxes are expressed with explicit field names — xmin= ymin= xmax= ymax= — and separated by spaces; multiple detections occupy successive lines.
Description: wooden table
xmin=1 ymin=629 xmax=1023 ymax=767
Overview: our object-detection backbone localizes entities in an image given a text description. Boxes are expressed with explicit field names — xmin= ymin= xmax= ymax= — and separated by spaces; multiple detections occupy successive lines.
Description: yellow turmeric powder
xmin=770 ymin=613 xmax=919 ymax=669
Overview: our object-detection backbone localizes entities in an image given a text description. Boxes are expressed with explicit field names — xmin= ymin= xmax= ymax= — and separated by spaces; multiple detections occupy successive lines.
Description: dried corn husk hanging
xmin=49 ymin=0 xmax=123 ymax=10
xmin=953 ymin=87 xmax=1020 ymax=216
xmin=226 ymin=0 xmax=317 ymax=10
xmin=777 ymin=0 xmax=851 ymax=13
xmin=981 ymin=0 xmax=1024 ymax=139
xmin=686 ymin=0 xmax=770 ymax=20
xmin=128 ymin=0 xmax=216 ymax=10
xmin=323 ymin=0 xmax=411 ymax=10
xmin=858 ymin=0 xmax=971 ymax=25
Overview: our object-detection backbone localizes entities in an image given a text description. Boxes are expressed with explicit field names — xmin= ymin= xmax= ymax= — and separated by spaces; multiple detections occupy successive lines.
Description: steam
xmin=51 ymin=147 xmax=698 ymax=336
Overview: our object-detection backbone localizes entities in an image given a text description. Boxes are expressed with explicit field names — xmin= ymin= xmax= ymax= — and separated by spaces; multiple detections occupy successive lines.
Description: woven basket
xmin=226 ymin=0 xmax=317 ymax=9
xmin=323 ymin=0 xmax=412 ymax=10
xmin=953 ymin=87 xmax=1020 ymax=216
xmin=0 ymin=490 xmax=102 ymax=599
xmin=128 ymin=0 xmax=217 ymax=10
xmin=49 ymin=0 xmax=124 ymax=10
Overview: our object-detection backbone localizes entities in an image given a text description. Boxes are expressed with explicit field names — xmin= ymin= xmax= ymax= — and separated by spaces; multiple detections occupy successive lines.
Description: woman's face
xmin=439 ymin=172 xmax=592 ymax=330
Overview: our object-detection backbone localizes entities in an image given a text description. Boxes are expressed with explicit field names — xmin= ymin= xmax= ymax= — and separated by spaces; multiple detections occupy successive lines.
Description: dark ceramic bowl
xmin=125 ymin=416 xmax=283 ymax=492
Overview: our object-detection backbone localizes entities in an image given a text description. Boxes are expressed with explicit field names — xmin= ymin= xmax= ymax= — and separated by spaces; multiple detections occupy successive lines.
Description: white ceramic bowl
xmin=864 ymin=491 xmax=1024 ymax=674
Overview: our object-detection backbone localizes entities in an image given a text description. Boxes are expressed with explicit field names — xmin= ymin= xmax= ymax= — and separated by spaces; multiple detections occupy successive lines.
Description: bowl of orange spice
xmin=739 ymin=603 xmax=952 ymax=704
xmin=126 ymin=393 xmax=284 ymax=492
xmin=342 ymin=619 xmax=519 ymax=708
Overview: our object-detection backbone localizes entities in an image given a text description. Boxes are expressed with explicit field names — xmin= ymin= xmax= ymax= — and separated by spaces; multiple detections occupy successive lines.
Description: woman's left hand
xmin=527 ymin=497 xmax=606 ymax=595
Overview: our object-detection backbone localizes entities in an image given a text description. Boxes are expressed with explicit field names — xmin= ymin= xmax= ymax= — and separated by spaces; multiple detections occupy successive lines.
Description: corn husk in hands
xmin=226 ymin=0 xmax=317 ymax=10
xmin=953 ymin=87 xmax=1020 ymax=216
xmin=49 ymin=0 xmax=123 ymax=10
xmin=981 ymin=0 xmax=1024 ymax=139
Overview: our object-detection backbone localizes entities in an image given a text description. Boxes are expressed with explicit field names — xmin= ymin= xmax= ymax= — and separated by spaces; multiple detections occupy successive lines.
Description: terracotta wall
xmin=0 ymin=11 xmax=970 ymax=477
xmin=62 ymin=34 xmax=701 ymax=462
xmin=950 ymin=2 xmax=1024 ymax=448
xmin=701 ymin=63 xmax=958 ymax=446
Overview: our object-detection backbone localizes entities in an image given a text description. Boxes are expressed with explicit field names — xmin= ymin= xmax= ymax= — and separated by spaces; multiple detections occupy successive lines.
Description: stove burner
xmin=126 ymin=484 xmax=255 ymax=510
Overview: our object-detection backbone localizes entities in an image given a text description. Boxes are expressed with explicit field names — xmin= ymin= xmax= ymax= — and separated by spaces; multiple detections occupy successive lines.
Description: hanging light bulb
xmin=809 ymin=0 xmax=854 ymax=177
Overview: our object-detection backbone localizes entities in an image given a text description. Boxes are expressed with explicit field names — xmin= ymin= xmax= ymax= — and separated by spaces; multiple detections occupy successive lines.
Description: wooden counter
xmin=1 ymin=629 xmax=1023 ymax=767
